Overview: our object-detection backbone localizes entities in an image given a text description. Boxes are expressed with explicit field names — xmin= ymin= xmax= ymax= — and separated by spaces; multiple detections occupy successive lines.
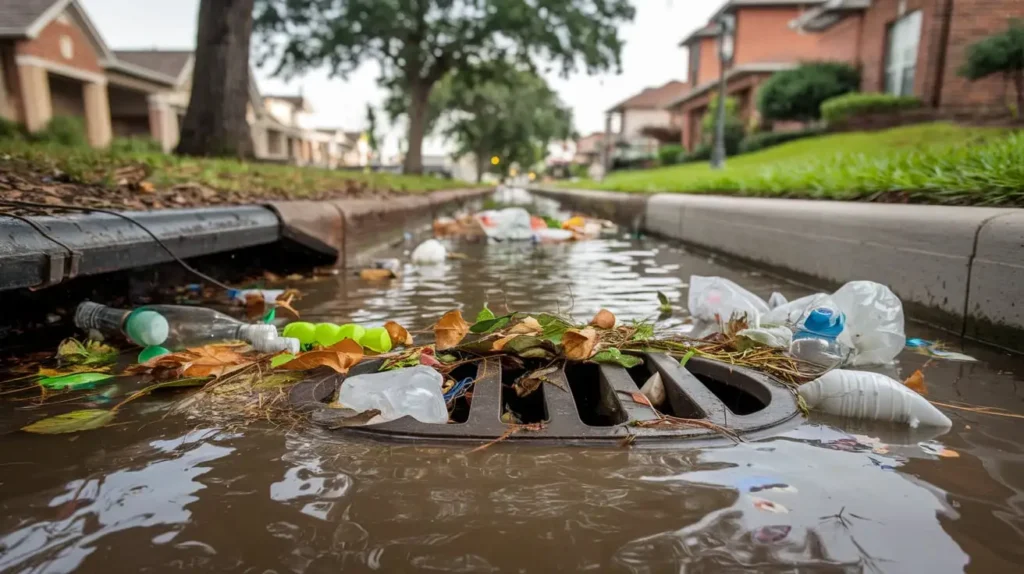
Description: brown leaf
xmin=244 ymin=293 xmax=266 ymax=321
xmin=360 ymin=268 xmax=396 ymax=281
xmin=434 ymin=310 xmax=469 ymax=350
xmin=275 ymin=290 xmax=301 ymax=319
xmin=590 ymin=309 xmax=616 ymax=330
xmin=279 ymin=339 xmax=363 ymax=374
xmin=384 ymin=321 xmax=414 ymax=346
xmin=492 ymin=334 xmax=519 ymax=351
xmin=902 ymin=369 xmax=928 ymax=396
xmin=181 ymin=344 xmax=251 ymax=378
xmin=630 ymin=392 xmax=652 ymax=407
xmin=138 ymin=181 xmax=156 ymax=193
xmin=508 ymin=316 xmax=542 ymax=335
xmin=562 ymin=327 xmax=598 ymax=360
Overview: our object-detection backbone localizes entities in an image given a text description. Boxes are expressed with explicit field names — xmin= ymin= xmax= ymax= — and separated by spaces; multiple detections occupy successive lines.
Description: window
xmin=689 ymin=42 xmax=701 ymax=86
xmin=884 ymin=10 xmax=922 ymax=96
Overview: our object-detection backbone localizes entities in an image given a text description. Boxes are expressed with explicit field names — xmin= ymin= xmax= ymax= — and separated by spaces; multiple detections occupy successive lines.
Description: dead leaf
xmin=182 ymin=345 xmax=250 ymax=378
xmin=508 ymin=316 xmax=542 ymax=335
xmin=279 ymin=339 xmax=363 ymax=374
xmin=492 ymin=334 xmax=519 ymax=351
xmin=275 ymin=290 xmax=301 ymax=319
xmin=514 ymin=366 xmax=562 ymax=397
xmin=590 ymin=309 xmax=616 ymax=329
xmin=384 ymin=321 xmax=414 ymax=346
xmin=138 ymin=181 xmax=155 ymax=193
xmin=244 ymin=293 xmax=266 ymax=321
xmin=360 ymin=268 xmax=396 ymax=281
xmin=938 ymin=448 xmax=960 ymax=458
xmin=902 ymin=369 xmax=927 ymax=396
xmin=435 ymin=310 xmax=470 ymax=350
xmin=630 ymin=391 xmax=652 ymax=407
xmin=562 ymin=327 xmax=598 ymax=360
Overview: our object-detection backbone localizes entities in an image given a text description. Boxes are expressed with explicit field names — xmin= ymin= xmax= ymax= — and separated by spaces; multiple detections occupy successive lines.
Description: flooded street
xmin=2 ymin=193 xmax=1024 ymax=573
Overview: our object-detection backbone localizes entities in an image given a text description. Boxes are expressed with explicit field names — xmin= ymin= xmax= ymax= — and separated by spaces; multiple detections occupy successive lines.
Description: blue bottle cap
xmin=802 ymin=307 xmax=844 ymax=339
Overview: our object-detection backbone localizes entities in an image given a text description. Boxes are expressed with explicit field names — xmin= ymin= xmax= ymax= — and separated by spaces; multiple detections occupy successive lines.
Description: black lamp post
xmin=711 ymin=13 xmax=736 ymax=170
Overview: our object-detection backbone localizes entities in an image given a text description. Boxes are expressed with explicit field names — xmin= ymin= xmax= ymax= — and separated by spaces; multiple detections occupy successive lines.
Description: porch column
xmin=82 ymin=81 xmax=111 ymax=148
xmin=147 ymin=95 xmax=179 ymax=152
xmin=17 ymin=64 xmax=51 ymax=133
xmin=601 ymin=112 xmax=612 ymax=172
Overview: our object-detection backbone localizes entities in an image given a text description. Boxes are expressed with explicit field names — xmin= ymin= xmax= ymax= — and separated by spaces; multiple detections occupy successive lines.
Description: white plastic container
xmin=798 ymin=369 xmax=951 ymax=428
xmin=335 ymin=365 xmax=448 ymax=424
xmin=411 ymin=239 xmax=448 ymax=265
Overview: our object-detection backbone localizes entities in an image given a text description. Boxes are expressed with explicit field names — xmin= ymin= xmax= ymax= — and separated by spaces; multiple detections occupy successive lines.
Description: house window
xmin=884 ymin=10 xmax=922 ymax=96
xmin=689 ymin=42 xmax=701 ymax=86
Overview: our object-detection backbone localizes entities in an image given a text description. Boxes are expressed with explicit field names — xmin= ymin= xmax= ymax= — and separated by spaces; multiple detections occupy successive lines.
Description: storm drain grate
xmin=289 ymin=353 xmax=801 ymax=445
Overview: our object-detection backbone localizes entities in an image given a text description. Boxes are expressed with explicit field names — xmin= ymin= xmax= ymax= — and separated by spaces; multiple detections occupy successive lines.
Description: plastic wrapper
xmin=687 ymin=275 xmax=770 ymax=333
xmin=411 ymin=239 xmax=448 ymax=265
xmin=335 ymin=366 xmax=448 ymax=424
xmin=475 ymin=208 xmax=534 ymax=241
xmin=832 ymin=281 xmax=906 ymax=366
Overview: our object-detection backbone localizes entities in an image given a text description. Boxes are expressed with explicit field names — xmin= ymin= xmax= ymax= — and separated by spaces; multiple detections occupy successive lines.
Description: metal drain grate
xmin=289 ymin=353 xmax=801 ymax=445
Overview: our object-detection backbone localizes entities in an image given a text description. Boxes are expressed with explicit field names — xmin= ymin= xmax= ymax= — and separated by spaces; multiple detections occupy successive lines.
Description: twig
xmin=468 ymin=422 xmax=545 ymax=453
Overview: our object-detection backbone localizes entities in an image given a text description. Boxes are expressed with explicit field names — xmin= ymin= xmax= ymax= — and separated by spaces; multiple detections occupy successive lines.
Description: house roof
xmin=264 ymin=94 xmax=313 ymax=113
xmin=607 ymin=81 xmax=689 ymax=113
xmin=113 ymin=50 xmax=193 ymax=80
xmin=664 ymin=62 xmax=796 ymax=108
xmin=679 ymin=0 xmax=829 ymax=45
xmin=0 ymin=0 xmax=114 ymax=61
xmin=791 ymin=0 xmax=870 ymax=32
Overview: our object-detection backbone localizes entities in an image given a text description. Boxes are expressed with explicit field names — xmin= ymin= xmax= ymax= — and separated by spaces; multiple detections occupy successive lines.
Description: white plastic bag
xmin=411 ymin=239 xmax=448 ymax=265
xmin=737 ymin=326 xmax=793 ymax=349
xmin=832 ymin=281 xmax=906 ymax=366
xmin=336 ymin=365 xmax=448 ymax=424
xmin=798 ymin=369 xmax=950 ymax=428
xmin=476 ymin=207 xmax=534 ymax=241
xmin=688 ymin=275 xmax=769 ymax=330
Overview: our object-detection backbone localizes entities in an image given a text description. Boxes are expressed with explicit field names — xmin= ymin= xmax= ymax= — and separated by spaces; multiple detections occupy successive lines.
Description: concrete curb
xmin=529 ymin=186 xmax=1024 ymax=350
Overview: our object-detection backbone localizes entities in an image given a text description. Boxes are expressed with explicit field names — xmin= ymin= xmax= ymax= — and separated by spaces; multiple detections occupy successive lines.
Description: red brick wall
xmin=816 ymin=14 xmax=864 ymax=63
xmin=16 ymin=16 xmax=102 ymax=73
xmin=734 ymin=7 xmax=822 ymax=66
xmin=695 ymin=37 xmax=720 ymax=86
xmin=858 ymin=0 xmax=943 ymax=100
xmin=939 ymin=0 xmax=1024 ymax=108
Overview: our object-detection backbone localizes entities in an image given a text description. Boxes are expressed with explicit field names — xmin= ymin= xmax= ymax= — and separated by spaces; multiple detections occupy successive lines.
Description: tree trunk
xmin=403 ymin=82 xmax=431 ymax=174
xmin=176 ymin=0 xmax=255 ymax=158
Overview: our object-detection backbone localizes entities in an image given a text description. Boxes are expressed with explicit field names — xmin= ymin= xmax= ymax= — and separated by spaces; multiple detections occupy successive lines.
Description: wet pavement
xmin=1 ymin=192 xmax=1023 ymax=573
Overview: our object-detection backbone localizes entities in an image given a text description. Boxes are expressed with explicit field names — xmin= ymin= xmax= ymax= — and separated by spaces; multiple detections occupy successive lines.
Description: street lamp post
xmin=711 ymin=14 xmax=735 ymax=170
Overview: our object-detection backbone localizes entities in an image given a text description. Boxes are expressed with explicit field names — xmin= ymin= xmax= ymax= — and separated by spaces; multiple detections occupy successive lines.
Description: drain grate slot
xmin=565 ymin=363 xmax=626 ymax=427
xmin=626 ymin=362 xmax=703 ymax=419
xmin=502 ymin=368 xmax=548 ymax=424
xmin=446 ymin=363 xmax=478 ymax=424
xmin=692 ymin=372 xmax=767 ymax=415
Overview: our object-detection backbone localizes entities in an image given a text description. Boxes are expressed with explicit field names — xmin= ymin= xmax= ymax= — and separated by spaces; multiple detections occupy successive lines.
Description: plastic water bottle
xmin=75 ymin=302 xmax=277 ymax=350
xmin=789 ymin=307 xmax=846 ymax=367
xmin=335 ymin=366 xmax=448 ymax=424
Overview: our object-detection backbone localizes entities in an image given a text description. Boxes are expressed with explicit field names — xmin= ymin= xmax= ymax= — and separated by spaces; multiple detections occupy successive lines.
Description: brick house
xmin=603 ymin=80 xmax=689 ymax=159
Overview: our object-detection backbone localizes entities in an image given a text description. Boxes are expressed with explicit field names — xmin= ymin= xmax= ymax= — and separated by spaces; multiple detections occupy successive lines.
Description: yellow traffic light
xmin=490 ymin=156 xmax=500 ymax=165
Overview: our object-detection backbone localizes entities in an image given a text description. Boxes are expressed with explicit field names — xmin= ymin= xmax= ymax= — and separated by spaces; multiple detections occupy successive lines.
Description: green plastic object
xmin=315 ymin=323 xmax=345 ymax=347
xmin=361 ymin=327 xmax=393 ymax=353
xmin=283 ymin=322 xmax=317 ymax=346
xmin=39 ymin=372 xmax=114 ymax=391
xmin=338 ymin=324 xmax=366 ymax=344
xmin=125 ymin=310 xmax=169 ymax=347
xmin=138 ymin=346 xmax=171 ymax=363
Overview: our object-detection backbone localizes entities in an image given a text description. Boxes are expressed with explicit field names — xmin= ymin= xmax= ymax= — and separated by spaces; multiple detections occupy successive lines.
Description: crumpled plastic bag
xmin=688 ymin=276 xmax=770 ymax=335
xmin=762 ymin=293 xmax=838 ymax=327
xmin=476 ymin=208 xmax=534 ymax=241
xmin=411 ymin=239 xmax=447 ymax=265
xmin=737 ymin=326 xmax=793 ymax=349
xmin=832 ymin=281 xmax=906 ymax=366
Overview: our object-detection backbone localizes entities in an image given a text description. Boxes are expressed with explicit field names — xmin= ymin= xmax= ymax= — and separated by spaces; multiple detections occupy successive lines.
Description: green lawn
xmin=0 ymin=139 xmax=475 ymax=207
xmin=570 ymin=123 xmax=1024 ymax=206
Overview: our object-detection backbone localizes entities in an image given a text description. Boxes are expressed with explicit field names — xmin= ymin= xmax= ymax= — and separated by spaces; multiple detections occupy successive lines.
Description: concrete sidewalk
xmin=532 ymin=186 xmax=1024 ymax=352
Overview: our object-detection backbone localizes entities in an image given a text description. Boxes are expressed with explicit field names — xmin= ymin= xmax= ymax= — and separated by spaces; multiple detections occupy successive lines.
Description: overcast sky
xmin=80 ymin=0 xmax=718 ymax=155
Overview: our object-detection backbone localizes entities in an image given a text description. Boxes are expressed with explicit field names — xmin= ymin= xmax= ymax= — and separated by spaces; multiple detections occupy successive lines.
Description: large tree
xmin=177 ymin=0 xmax=256 ymax=158
xmin=253 ymin=0 xmax=634 ymax=174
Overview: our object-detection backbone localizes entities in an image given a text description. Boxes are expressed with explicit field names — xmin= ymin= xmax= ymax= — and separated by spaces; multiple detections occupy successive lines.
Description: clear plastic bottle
xmin=75 ymin=302 xmax=277 ymax=350
xmin=789 ymin=307 xmax=847 ymax=368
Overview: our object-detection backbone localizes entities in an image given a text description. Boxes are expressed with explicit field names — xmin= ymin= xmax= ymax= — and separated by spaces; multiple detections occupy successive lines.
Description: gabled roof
xmin=679 ymin=0 xmax=829 ymax=46
xmin=664 ymin=62 xmax=796 ymax=109
xmin=607 ymin=81 xmax=689 ymax=113
xmin=113 ymin=50 xmax=193 ymax=82
xmin=264 ymin=94 xmax=313 ymax=113
xmin=791 ymin=0 xmax=871 ymax=32
xmin=0 ymin=0 xmax=114 ymax=61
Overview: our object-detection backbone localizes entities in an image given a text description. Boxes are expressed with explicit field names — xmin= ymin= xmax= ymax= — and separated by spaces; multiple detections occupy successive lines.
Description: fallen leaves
xmin=134 ymin=343 xmax=254 ymax=380
xmin=39 ymin=372 xmax=114 ymax=391
xmin=590 ymin=309 xmax=616 ymax=329
xmin=360 ymin=268 xmax=396 ymax=281
xmin=56 ymin=338 xmax=119 ymax=367
xmin=435 ymin=310 xmax=470 ymax=350
xmin=22 ymin=409 xmax=115 ymax=434
xmin=513 ymin=365 xmax=566 ymax=397
xmin=591 ymin=348 xmax=643 ymax=369
xmin=562 ymin=327 xmax=598 ymax=360
xmin=278 ymin=339 xmax=364 ymax=374
xmin=902 ymin=369 xmax=927 ymax=396
xmin=384 ymin=321 xmax=414 ymax=347
xmin=508 ymin=316 xmax=542 ymax=335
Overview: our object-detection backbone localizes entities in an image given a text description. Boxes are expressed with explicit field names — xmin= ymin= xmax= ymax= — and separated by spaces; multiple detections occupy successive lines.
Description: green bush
xmin=959 ymin=20 xmax=1024 ymax=110
xmin=658 ymin=144 xmax=685 ymax=166
xmin=0 ymin=117 xmax=23 ymax=141
xmin=758 ymin=62 xmax=861 ymax=122
xmin=684 ymin=143 xmax=712 ymax=163
xmin=33 ymin=116 xmax=87 ymax=147
xmin=739 ymin=127 xmax=826 ymax=154
xmin=821 ymin=93 xmax=923 ymax=125
xmin=700 ymin=95 xmax=745 ymax=156
xmin=110 ymin=137 xmax=164 ymax=154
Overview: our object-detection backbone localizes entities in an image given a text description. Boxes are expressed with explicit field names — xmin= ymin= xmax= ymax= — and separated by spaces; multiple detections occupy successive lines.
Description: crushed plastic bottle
xmin=75 ymin=302 xmax=277 ymax=350
xmin=799 ymin=369 xmax=952 ymax=428
xmin=789 ymin=307 xmax=847 ymax=368
xmin=335 ymin=365 xmax=448 ymax=424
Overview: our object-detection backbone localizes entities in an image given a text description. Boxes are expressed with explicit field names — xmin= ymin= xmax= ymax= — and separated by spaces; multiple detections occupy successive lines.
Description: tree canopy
xmin=253 ymin=0 xmax=634 ymax=173
xmin=960 ymin=20 xmax=1024 ymax=110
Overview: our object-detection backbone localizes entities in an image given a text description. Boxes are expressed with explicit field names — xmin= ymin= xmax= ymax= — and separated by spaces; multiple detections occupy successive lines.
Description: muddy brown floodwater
xmin=2 ymin=191 xmax=1024 ymax=573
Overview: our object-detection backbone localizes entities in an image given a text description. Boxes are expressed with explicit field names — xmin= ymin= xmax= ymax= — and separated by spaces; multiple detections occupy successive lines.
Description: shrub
xmin=33 ymin=116 xmax=87 ymax=147
xmin=738 ymin=127 xmax=826 ymax=154
xmin=758 ymin=62 xmax=861 ymax=122
xmin=684 ymin=143 xmax=712 ymax=163
xmin=959 ymin=20 xmax=1024 ymax=111
xmin=0 ymin=117 xmax=23 ymax=141
xmin=821 ymin=93 xmax=923 ymax=125
xmin=658 ymin=144 xmax=685 ymax=166
xmin=700 ymin=95 xmax=745 ymax=155
xmin=110 ymin=137 xmax=164 ymax=154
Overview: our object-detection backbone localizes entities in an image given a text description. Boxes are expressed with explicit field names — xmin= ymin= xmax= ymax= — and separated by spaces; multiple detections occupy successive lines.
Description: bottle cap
xmin=251 ymin=337 xmax=300 ymax=354
xmin=802 ymin=307 xmax=844 ymax=339
xmin=239 ymin=324 xmax=279 ymax=343
xmin=125 ymin=310 xmax=170 ymax=347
